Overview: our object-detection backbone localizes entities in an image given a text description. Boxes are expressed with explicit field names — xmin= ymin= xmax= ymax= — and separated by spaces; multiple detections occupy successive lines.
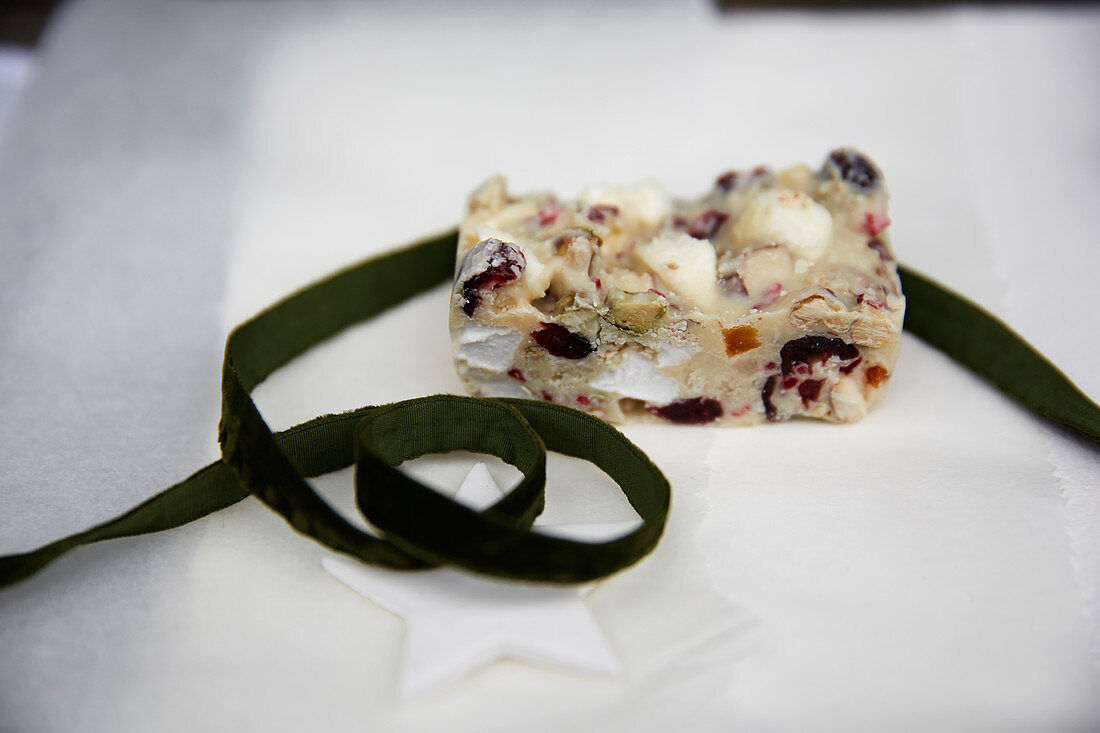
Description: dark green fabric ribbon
xmin=898 ymin=266 xmax=1100 ymax=442
xmin=1 ymin=230 xmax=1096 ymax=590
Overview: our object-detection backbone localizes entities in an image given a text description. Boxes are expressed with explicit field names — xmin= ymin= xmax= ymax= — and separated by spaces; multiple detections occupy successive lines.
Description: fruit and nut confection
xmin=449 ymin=149 xmax=904 ymax=426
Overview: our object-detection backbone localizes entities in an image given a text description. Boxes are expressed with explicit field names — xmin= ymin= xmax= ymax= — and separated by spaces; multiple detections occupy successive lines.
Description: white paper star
xmin=322 ymin=462 xmax=637 ymax=699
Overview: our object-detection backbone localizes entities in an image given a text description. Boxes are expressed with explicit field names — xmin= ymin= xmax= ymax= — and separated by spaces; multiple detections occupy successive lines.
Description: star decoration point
xmin=322 ymin=462 xmax=634 ymax=699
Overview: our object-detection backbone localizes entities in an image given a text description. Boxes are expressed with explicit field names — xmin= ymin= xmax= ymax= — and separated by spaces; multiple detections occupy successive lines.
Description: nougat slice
xmin=449 ymin=149 xmax=903 ymax=426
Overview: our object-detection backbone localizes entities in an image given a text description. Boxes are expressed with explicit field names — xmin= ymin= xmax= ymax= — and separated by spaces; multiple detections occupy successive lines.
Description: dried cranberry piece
xmin=459 ymin=240 xmax=525 ymax=317
xmin=761 ymin=376 xmax=778 ymax=422
xmin=686 ymin=208 xmax=729 ymax=240
xmin=780 ymin=336 xmax=859 ymax=376
xmin=867 ymin=237 xmax=894 ymax=262
xmin=536 ymin=206 xmax=561 ymax=226
xmin=507 ymin=368 xmax=526 ymax=382
xmin=823 ymin=149 xmax=880 ymax=190
xmin=720 ymin=272 xmax=749 ymax=297
xmin=839 ymin=356 xmax=863 ymax=375
xmin=649 ymin=397 xmax=723 ymax=425
xmin=531 ymin=323 xmax=595 ymax=359
xmin=587 ymin=205 xmax=619 ymax=223
xmin=715 ymin=171 xmax=739 ymax=192
xmin=798 ymin=379 xmax=824 ymax=406
xmin=862 ymin=212 xmax=891 ymax=236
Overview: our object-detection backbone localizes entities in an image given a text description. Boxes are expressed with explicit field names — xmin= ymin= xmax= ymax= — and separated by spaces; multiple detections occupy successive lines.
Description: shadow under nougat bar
xmin=449 ymin=150 xmax=903 ymax=426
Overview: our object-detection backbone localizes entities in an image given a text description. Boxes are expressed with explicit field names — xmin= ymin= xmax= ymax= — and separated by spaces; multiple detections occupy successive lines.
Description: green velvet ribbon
xmin=1 ymin=230 xmax=1096 ymax=590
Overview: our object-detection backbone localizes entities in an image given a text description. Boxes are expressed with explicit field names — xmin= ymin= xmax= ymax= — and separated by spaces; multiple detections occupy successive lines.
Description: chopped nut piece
xmin=467 ymin=175 xmax=510 ymax=213
xmin=789 ymin=287 xmax=858 ymax=334
xmin=850 ymin=298 xmax=900 ymax=348
xmin=830 ymin=377 xmax=868 ymax=421
xmin=557 ymin=306 xmax=601 ymax=340
xmin=605 ymin=288 xmax=667 ymax=334
xmin=731 ymin=244 xmax=795 ymax=299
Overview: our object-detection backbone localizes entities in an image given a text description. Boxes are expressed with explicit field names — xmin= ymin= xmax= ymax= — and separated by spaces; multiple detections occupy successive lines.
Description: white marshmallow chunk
xmin=579 ymin=181 xmax=671 ymax=228
xmin=636 ymin=231 xmax=720 ymax=308
xmin=590 ymin=354 xmax=680 ymax=403
xmin=732 ymin=188 xmax=833 ymax=259
xmin=477 ymin=377 xmax=534 ymax=399
xmin=452 ymin=324 xmax=523 ymax=372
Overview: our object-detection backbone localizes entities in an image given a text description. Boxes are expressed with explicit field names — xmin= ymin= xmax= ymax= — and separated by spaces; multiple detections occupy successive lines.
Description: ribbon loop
xmin=356 ymin=397 xmax=670 ymax=583
xmin=355 ymin=395 xmax=547 ymax=529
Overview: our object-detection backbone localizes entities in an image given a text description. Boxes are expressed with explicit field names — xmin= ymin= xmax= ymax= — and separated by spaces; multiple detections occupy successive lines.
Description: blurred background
xmin=0 ymin=1 xmax=38 ymax=133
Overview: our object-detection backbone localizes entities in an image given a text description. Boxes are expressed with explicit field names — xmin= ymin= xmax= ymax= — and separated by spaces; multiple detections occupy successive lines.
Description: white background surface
xmin=1 ymin=1 xmax=1098 ymax=731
